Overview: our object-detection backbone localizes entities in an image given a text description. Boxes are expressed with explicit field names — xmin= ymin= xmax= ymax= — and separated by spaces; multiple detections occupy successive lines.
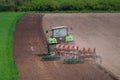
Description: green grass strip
xmin=24 ymin=10 xmax=120 ymax=14
xmin=0 ymin=12 xmax=25 ymax=80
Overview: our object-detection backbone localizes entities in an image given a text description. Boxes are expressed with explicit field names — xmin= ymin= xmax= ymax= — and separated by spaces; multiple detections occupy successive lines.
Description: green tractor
xmin=42 ymin=26 xmax=74 ymax=60
xmin=46 ymin=26 xmax=74 ymax=52
xmin=46 ymin=26 xmax=74 ymax=45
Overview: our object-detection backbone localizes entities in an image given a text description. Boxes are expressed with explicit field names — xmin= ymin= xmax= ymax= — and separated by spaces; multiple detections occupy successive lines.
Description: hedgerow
xmin=0 ymin=0 xmax=120 ymax=11
xmin=18 ymin=0 xmax=120 ymax=11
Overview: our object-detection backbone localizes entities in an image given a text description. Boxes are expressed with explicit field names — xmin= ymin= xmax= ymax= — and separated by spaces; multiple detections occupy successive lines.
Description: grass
xmin=0 ymin=12 xmax=25 ymax=80
xmin=24 ymin=10 xmax=120 ymax=14
xmin=18 ymin=0 xmax=120 ymax=11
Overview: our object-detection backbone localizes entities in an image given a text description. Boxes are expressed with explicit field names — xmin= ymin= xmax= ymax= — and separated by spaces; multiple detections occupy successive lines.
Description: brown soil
xmin=14 ymin=14 xmax=118 ymax=80
xmin=42 ymin=13 xmax=120 ymax=79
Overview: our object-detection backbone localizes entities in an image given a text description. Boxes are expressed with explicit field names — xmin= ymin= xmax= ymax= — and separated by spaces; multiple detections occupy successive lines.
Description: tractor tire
xmin=48 ymin=44 xmax=56 ymax=52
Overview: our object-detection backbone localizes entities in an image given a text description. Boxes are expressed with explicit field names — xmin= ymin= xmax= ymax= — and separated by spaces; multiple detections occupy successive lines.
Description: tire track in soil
xmin=14 ymin=14 xmax=114 ymax=80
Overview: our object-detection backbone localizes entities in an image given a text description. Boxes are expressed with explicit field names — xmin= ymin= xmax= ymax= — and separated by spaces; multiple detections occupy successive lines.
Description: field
xmin=0 ymin=12 xmax=120 ymax=80
xmin=42 ymin=13 xmax=120 ymax=78
xmin=14 ymin=13 xmax=120 ymax=80
xmin=0 ymin=12 xmax=24 ymax=80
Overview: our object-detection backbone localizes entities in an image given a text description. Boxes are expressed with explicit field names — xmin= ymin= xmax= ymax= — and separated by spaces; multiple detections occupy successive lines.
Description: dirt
xmin=42 ymin=13 xmax=120 ymax=79
xmin=14 ymin=14 xmax=48 ymax=80
xmin=14 ymin=14 xmax=120 ymax=80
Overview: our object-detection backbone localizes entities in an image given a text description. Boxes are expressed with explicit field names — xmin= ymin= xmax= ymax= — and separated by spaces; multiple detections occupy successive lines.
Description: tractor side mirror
xmin=46 ymin=30 xmax=48 ymax=33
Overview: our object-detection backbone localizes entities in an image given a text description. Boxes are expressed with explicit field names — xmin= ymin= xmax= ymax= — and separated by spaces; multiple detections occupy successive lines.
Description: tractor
xmin=41 ymin=26 xmax=75 ymax=61
xmin=46 ymin=26 xmax=74 ymax=52
xmin=41 ymin=26 xmax=102 ymax=64
xmin=46 ymin=26 xmax=73 ymax=45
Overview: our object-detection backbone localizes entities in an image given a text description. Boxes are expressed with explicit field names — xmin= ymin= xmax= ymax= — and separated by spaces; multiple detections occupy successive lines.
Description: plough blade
xmin=43 ymin=44 xmax=101 ymax=64
xmin=64 ymin=57 xmax=84 ymax=64
xmin=42 ymin=53 xmax=60 ymax=61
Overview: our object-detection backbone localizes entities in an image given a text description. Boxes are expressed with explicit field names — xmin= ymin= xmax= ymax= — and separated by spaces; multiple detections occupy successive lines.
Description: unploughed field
xmin=42 ymin=13 xmax=120 ymax=78
xmin=0 ymin=12 xmax=25 ymax=80
xmin=14 ymin=13 xmax=120 ymax=80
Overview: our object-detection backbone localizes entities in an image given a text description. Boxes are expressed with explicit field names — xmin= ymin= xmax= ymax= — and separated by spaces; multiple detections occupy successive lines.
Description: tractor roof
xmin=52 ymin=26 xmax=68 ymax=30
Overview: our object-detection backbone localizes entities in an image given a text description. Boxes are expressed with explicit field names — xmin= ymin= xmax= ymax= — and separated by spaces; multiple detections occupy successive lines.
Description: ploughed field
xmin=14 ymin=14 xmax=120 ymax=80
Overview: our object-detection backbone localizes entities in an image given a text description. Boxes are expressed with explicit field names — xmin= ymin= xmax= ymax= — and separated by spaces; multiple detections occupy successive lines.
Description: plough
xmin=54 ymin=44 xmax=102 ymax=64
xmin=42 ymin=53 xmax=60 ymax=61
xmin=42 ymin=44 xmax=102 ymax=64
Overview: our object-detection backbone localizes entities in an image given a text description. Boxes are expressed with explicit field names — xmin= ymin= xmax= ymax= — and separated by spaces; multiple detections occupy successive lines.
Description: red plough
xmin=54 ymin=44 xmax=102 ymax=64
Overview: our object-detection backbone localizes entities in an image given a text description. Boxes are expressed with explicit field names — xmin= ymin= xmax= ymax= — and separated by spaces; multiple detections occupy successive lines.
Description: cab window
xmin=53 ymin=28 xmax=67 ymax=37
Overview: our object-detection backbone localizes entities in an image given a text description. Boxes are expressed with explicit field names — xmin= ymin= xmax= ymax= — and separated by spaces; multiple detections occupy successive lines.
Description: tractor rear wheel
xmin=48 ymin=44 xmax=56 ymax=52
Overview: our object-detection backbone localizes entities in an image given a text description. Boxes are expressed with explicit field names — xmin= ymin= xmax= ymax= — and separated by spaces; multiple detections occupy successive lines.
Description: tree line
xmin=0 ymin=0 xmax=120 ymax=11
xmin=0 ymin=0 xmax=28 ymax=11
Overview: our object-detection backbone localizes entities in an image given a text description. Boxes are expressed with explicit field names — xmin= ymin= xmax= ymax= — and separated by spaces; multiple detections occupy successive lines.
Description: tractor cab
xmin=52 ymin=26 xmax=68 ymax=38
xmin=46 ymin=26 xmax=73 ymax=44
